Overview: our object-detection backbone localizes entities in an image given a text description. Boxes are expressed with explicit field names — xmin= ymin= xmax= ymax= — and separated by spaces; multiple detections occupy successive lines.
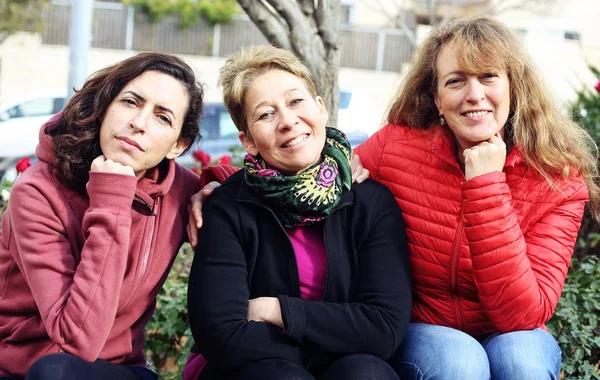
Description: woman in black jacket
xmin=185 ymin=45 xmax=412 ymax=380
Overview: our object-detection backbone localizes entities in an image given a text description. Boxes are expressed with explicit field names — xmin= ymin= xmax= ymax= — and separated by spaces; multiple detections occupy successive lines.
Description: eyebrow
xmin=124 ymin=90 xmax=177 ymax=121
xmin=441 ymin=70 xmax=464 ymax=80
xmin=250 ymin=88 xmax=304 ymax=114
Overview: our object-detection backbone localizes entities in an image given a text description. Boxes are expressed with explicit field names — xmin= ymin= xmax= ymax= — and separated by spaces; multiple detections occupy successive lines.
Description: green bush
xmin=548 ymin=256 xmax=600 ymax=379
xmin=145 ymin=243 xmax=194 ymax=379
xmin=549 ymin=65 xmax=600 ymax=379
xmin=124 ymin=0 xmax=239 ymax=27
xmin=0 ymin=178 xmax=13 ymax=219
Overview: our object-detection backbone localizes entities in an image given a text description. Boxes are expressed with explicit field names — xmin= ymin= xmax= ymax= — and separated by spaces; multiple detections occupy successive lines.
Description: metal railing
xmin=43 ymin=1 xmax=414 ymax=73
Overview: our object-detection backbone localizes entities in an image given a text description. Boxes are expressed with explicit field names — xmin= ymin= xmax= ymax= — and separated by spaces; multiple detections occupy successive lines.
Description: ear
xmin=315 ymin=96 xmax=329 ymax=124
xmin=239 ymin=130 xmax=259 ymax=156
xmin=434 ymin=92 xmax=442 ymax=114
xmin=166 ymin=137 xmax=190 ymax=160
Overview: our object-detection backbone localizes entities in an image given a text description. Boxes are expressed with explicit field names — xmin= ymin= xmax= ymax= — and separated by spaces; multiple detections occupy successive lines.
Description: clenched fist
xmin=90 ymin=155 xmax=135 ymax=177
xmin=463 ymin=133 xmax=507 ymax=180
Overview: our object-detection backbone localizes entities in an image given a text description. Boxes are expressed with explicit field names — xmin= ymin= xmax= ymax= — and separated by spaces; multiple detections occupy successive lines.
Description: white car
xmin=0 ymin=89 xmax=67 ymax=159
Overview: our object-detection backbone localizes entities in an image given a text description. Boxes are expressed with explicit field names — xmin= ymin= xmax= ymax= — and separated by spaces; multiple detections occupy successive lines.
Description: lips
xmin=463 ymin=110 xmax=490 ymax=118
xmin=117 ymin=136 xmax=144 ymax=151
xmin=281 ymin=134 xmax=309 ymax=148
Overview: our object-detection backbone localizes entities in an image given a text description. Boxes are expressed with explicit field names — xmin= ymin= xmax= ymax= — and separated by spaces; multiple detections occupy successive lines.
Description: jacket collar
xmin=429 ymin=125 xmax=524 ymax=170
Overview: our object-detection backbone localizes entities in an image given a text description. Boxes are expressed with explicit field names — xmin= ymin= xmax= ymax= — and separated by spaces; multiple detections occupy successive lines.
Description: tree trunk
xmin=237 ymin=0 xmax=341 ymax=127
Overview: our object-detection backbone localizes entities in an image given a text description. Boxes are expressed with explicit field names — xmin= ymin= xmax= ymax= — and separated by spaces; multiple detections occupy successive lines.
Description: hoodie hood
xmin=35 ymin=111 xmax=176 ymax=199
xmin=35 ymin=112 xmax=62 ymax=167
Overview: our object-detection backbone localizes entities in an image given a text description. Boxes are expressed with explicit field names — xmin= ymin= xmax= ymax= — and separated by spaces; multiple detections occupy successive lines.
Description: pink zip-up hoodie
xmin=0 ymin=113 xmax=201 ymax=377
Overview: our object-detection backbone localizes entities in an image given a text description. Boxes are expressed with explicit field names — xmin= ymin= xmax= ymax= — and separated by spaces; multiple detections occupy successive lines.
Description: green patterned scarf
xmin=243 ymin=127 xmax=352 ymax=228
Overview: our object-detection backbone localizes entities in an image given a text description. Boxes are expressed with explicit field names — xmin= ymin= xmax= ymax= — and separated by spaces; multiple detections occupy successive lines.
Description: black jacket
xmin=188 ymin=170 xmax=412 ymax=374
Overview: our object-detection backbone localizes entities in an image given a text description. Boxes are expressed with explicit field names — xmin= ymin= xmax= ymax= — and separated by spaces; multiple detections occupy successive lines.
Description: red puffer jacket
xmin=354 ymin=123 xmax=588 ymax=337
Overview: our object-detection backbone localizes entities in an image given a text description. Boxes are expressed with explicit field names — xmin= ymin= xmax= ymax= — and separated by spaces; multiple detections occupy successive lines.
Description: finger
xmin=350 ymin=154 xmax=363 ymax=182
xmin=187 ymin=205 xmax=198 ymax=249
xmin=92 ymin=155 xmax=106 ymax=163
xmin=203 ymin=181 xmax=221 ymax=193
xmin=90 ymin=155 xmax=105 ymax=170
xmin=356 ymin=169 xmax=370 ymax=183
xmin=193 ymin=205 xmax=203 ymax=229
xmin=186 ymin=222 xmax=196 ymax=250
xmin=488 ymin=133 xmax=504 ymax=145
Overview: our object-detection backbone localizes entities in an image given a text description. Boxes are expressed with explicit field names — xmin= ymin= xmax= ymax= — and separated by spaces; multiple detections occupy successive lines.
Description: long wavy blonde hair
xmin=387 ymin=16 xmax=600 ymax=219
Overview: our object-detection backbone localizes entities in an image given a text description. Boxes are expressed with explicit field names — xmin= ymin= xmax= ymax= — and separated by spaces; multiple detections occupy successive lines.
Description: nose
xmin=279 ymin=107 xmax=298 ymax=130
xmin=130 ymin=109 xmax=150 ymax=132
xmin=465 ymin=79 xmax=485 ymax=103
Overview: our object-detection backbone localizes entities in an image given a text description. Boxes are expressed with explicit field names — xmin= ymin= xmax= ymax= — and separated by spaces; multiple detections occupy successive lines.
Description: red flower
xmin=219 ymin=155 xmax=232 ymax=165
xmin=595 ymin=80 xmax=600 ymax=93
xmin=15 ymin=157 xmax=31 ymax=174
xmin=192 ymin=150 xmax=211 ymax=168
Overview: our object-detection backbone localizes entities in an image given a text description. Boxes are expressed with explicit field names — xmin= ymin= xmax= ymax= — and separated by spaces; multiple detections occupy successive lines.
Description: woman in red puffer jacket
xmin=353 ymin=16 xmax=599 ymax=380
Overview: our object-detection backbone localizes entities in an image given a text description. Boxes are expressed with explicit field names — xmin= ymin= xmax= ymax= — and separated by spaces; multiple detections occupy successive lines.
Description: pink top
xmin=183 ymin=224 xmax=327 ymax=380
xmin=287 ymin=224 xmax=327 ymax=301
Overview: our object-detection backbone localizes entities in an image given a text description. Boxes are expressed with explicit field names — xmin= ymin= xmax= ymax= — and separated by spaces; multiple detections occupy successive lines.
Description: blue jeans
xmin=23 ymin=353 xmax=158 ymax=380
xmin=198 ymin=353 xmax=399 ymax=380
xmin=388 ymin=323 xmax=561 ymax=380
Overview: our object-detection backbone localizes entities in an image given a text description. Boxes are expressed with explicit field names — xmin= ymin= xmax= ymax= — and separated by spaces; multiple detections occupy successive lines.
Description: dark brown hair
xmin=52 ymin=52 xmax=204 ymax=193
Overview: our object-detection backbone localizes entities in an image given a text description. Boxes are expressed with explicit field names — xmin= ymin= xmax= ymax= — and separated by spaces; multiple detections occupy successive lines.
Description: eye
xmin=121 ymin=98 xmax=137 ymax=106
xmin=290 ymin=98 xmax=304 ymax=106
xmin=446 ymin=78 xmax=462 ymax=87
xmin=258 ymin=112 xmax=274 ymax=121
xmin=481 ymin=73 xmax=498 ymax=80
xmin=157 ymin=114 xmax=171 ymax=125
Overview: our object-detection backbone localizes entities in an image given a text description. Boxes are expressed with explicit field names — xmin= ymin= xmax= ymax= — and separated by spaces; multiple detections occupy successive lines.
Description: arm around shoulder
xmin=353 ymin=124 xmax=395 ymax=179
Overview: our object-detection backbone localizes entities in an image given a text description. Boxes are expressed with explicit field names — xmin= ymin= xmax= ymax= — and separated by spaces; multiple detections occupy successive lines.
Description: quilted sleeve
xmin=8 ymin=172 xmax=137 ymax=361
xmin=461 ymin=171 xmax=587 ymax=333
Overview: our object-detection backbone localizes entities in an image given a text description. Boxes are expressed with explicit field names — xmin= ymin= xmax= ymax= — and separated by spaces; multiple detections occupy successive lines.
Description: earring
xmin=439 ymin=114 xmax=445 ymax=126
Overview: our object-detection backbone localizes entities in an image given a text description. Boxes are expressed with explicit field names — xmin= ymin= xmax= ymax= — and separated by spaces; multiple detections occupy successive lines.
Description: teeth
xmin=465 ymin=111 xmax=488 ymax=118
xmin=284 ymin=134 xmax=308 ymax=147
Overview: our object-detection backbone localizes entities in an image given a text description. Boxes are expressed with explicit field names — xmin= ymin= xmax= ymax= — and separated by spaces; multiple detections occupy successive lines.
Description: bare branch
xmin=315 ymin=0 xmax=340 ymax=49
xmin=264 ymin=0 xmax=313 ymax=36
xmin=264 ymin=0 xmax=325 ymax=68
xmin=237 ymin=0 xmax=291 ymax=49
xmin=298 ymin=0 xmax=315 ymax=18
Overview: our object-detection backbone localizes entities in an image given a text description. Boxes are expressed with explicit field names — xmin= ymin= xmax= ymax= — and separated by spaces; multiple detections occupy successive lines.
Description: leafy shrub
xmin=548 ymin=256 xmax=600 ymax=379
xmin=145 ymin=243 xmax=195 ymax=379
xmin=124 ymin=0 xmax=239 ymax=27
xmin=0 ymin=178 xmax=13 ymax=218
xmin=571 ymin=65 xmax=600 ymax=261
xmin=549 ymin=64 xmax=600 ymax=380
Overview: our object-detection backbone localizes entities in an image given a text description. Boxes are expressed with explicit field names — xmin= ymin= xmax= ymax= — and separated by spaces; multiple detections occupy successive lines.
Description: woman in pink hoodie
xmin=0 ymin=52 xmax=230 ymax=379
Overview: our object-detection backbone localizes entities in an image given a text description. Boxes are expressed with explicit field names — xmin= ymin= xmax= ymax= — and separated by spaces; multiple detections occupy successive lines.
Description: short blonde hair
xmin=387 ymin=16 xmax=600 ymax=218
xmin=218 ymin=45 xmax=317 ymax=133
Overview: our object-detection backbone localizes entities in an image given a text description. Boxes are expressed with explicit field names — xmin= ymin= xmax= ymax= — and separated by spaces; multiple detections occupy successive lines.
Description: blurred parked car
xmin=0 ymin=89 xmax=67 ymax=159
